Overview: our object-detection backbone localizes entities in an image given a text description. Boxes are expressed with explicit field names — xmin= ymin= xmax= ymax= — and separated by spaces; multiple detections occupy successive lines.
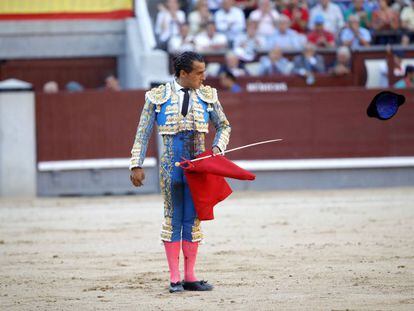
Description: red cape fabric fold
xmin=182 ymin=151 xmax=255 ymax=221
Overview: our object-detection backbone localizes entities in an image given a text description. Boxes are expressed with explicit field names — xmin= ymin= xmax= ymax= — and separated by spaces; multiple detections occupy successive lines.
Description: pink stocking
xmin=164 ymin=241 xmax=181 ymax=283
xmin=182 ymin=240 xmax=199 ymax=282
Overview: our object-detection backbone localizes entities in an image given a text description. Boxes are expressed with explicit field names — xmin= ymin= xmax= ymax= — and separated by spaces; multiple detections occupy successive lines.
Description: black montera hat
xmin=367 ymin=91 xmax=405 ymax=120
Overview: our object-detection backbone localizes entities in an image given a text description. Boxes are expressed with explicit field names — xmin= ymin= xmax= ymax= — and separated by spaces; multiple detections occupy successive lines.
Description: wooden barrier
xmin=36 ymin=90 xmax=158 ymax=162
xmin=206 ymin=74 xmax=354 ymax=90
xmin=214 ymin=88 xmax=414 ymax=160
xmin=0 ymin=58 xmax=117 ymax=91
xmin=35 ymin=88 xmax=414 ymax=162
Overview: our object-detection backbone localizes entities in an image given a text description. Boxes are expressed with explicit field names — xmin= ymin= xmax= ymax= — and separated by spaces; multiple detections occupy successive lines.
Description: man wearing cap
xmin=307 ymin=15 xmax=335 ymax=48
xmin=129 ymin=51 xmax=231 ymax=293
xmin=394 ymin=65 xmax=414 ymax=89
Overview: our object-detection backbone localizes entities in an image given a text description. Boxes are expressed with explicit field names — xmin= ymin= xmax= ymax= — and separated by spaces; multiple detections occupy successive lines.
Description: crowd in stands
xmin=42 ymin=75 xmax=121 ymax=93
xmin=154 ymin=0 xmax=414 ymax=88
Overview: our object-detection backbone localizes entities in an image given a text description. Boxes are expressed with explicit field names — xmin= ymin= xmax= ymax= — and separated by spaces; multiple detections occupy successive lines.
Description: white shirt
xmin=401 ymin=6 xmax=414 ymax=31
xmin=214 ymin=6 xmax=246 ymax=41
xmin=208 ymin=0 xmax=223 ymax=11
xmin=249 ymin=9 xmax=280 ymax=37
xmin=155 ymin=10 xmax=186 ymax=42
xmin=309 ymin=3 xmax=344 ymax=34
xmin=194 ymin=31 xmax=228 ymax=52
xmin=168 ymin=35 xmax=195 ymax=53
xmin=174 ymin=80 xmax=193 ymax=113
xmin=188 ymin=10 xmax=212 ymax=35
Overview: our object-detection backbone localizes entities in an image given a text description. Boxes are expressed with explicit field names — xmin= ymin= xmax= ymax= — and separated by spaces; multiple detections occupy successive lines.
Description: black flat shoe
xmin=182 ymin=280 xmax=213 ymax=291
xmin=169 ymin=281 xmax=184 ymax=293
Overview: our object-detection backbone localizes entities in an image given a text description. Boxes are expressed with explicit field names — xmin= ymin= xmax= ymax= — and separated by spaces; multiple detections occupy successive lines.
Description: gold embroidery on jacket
xmin=196 ymin=85 xmax=218 ymax=103
xmin=146 ymin=83 xmax=172 ymax=105
xmin=193 ymin=111 xmax=205 ymax=122
xmin=165 ymin=115 xmax=179 ymax=125
xmin=165 ymin=104 xmax=179 ymax=115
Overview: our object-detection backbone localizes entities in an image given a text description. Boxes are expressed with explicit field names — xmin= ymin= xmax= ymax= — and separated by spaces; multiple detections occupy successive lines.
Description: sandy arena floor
xmin=0 ymin=187 xmax=413 ymax=311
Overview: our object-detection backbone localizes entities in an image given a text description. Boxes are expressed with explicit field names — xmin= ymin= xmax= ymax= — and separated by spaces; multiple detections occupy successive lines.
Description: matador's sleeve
xmin=210 ymin=98 xmax=231 ymax=152
xmin=129 ymin=95 xmax=156 ymax=170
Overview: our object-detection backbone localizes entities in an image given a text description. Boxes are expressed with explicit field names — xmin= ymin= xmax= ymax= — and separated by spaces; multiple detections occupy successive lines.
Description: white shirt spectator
xmin=214 ymin=6 xmax=246 ymax=42
xmin=155 ymin=9 xmax=186 ymax=43
xmin=188 ymin=1 xmax=213 ymax=35
xmin=233 ymin=23 xmax=267 ymax=61
xmin=340 ymin=26 xmax=371 ymax=49
xmin=309 ymin=1 xmax=344 ymax=34
xmin=401 ymin=4 xmax=414 ymax=31
xmin=195 ymin=29 xmax=228 ymax=52
xmin=249 ymin=9 xmax=280 ymax=37
xmin=168 ymin=28 xmax=196 ymax=53
xmin=208 ymin=0 xmax=223 ymax=11
xmin=267 ymin=28 xmax=305 ymax=51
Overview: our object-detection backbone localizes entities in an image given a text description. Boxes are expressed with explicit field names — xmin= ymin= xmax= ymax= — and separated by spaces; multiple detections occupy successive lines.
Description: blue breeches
xmin=160 ymin=131 xmax=203 ymax=242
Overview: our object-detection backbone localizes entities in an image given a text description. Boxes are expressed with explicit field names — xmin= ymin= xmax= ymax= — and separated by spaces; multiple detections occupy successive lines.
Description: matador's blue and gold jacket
xmin=129 ymin=82 xmax=231 ymax=169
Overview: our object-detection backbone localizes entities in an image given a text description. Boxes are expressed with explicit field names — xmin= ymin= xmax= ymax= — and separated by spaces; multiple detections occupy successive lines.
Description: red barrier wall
xmin=36 ymin=90 xmax=157 ymax=162
xmin=35 ymin=88 xmax=414 ymax=162
xmin=1 ymin=58 xmax=117 ymax=92
xmin=217 ymin=88 xmax=414 ymax=160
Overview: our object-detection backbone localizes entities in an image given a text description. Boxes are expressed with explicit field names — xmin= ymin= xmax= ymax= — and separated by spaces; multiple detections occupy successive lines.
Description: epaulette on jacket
xmin=196 ymin=85 xmax=218 ymax=104
xmin=146 ymin=83 xmax=172 ymax=105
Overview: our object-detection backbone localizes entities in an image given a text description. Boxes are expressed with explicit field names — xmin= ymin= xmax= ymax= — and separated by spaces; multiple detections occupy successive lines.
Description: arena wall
xmin=35 ymin=88 xmax=414 ymax=195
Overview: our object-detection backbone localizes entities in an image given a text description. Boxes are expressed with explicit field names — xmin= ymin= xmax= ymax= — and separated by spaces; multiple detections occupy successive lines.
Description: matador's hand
xmin=212 ymin=146 xmax=222 ymax=155
xmin=130 ymin=167 xmax=145 ymax=187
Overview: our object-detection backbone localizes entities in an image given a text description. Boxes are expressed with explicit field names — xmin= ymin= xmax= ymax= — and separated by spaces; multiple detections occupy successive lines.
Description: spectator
xmin=293 ymin=43 xmax=326 ymax=77
xmin=401 ymin=0 xmax=414 ymax=32
xmin=168 ymin=23 xmax=196 ymax=53
xmin=309 ymin=0 xmax=344 ymax=35
xmin=249 ymin=0 xmax=280 ymax=40
xmin=43 ymin=81 xmax=59 ymax=93
xmin=391 ymin=0 xmax=408 ymax=13
xmin=194 ymin=21 xmax=229 ymax=52
xmin=392 ymin=50 xmax=405 ymax=77
xmin=372 ymin=0 xmax=399 ymax=32
xmin=282 ymin=0 xmax=309 ymax=33
xmin=328 ymin=46 xmax=352 ymax=76
xmin=155 ymin=0 xmax=186 ymax=49
xmin=215 ymin=0 xmax=246 ymax=44
xmin=188 ymin=0 xmax=213 ymax=35
xmin=376 ymin=45 xmax=400 ymax=87
xmin=233 ymin=21 xmax=267 ymax=61
xmin=208 ymin=0 xmax=223 ymax=13
xmin=394 ymin=65 xmax=414 ymax=88
xmin=340 ymin=14 xmax=371 ymax=49
xmin=66 ymin=81 xmax=84 ymax=92
xmin=219 ymin=51 xmax=249 ymax=76
xmin=104 ymin=75 xmax=121 ymax=91
xmin=234 ymin=0 xmax=258 ymax=17
xmin=259 ymin=46 xmax=293 ymax=75
xmin=219 ymin=69 xmax=243 ymax=92
xmin=344 ymin=0 xmax=372 ymax=29
xmin=267 ymin=14 xmax=305 ymax=51
xmin=307 ymin=15 xmax=335 ymax=48
xmin=401 ymin=33 xmax=411 ymax=46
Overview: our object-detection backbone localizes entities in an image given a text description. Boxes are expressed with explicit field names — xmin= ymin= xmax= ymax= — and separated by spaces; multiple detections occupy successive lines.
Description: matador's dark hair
xmin=173 ymin=51 xmax=205 ymax=78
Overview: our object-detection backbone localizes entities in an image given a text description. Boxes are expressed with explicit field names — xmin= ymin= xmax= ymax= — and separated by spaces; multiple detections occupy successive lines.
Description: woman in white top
xmin=188 ymin=0 xmax=213 ymax=35
xmin=249 ymin=0 xmax=280 ymax=39
xmin=155 ymin=0 xmax=186 ymax=46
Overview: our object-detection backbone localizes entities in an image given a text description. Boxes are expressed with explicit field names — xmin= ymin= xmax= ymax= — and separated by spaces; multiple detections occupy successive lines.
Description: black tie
xmin=181 ymin=88 xmax=190 ymax=117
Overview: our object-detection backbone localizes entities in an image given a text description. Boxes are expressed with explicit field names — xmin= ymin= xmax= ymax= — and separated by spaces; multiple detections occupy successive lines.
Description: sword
xmin=175 ymin=138 xmax=283 ymax=167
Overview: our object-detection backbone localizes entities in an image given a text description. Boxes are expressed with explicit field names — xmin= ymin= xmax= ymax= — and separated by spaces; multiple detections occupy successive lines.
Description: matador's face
xmin=180 ymin=61 xmax=206 ymax=90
